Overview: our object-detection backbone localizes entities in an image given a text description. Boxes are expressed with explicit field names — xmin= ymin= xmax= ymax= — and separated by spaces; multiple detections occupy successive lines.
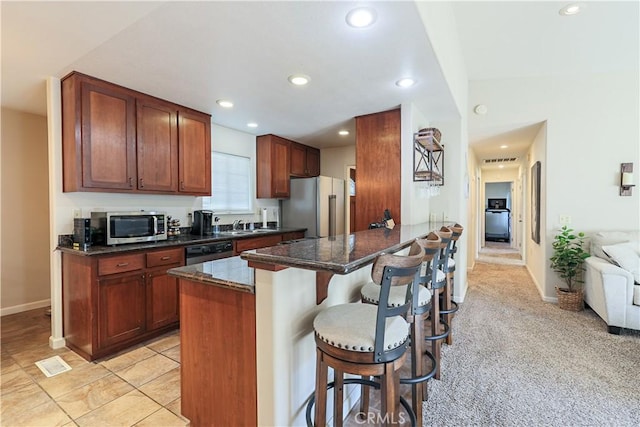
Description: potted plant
xmin=549 ymin=225 xmax=590 ymax=311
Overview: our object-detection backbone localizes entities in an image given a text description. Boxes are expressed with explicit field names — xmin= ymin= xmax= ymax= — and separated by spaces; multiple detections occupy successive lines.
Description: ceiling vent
xmin=483 ymin=157 xmax=519 ymax=164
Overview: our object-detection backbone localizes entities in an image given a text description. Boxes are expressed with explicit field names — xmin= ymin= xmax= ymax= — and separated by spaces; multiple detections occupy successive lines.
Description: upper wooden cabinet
xmin=290 ymin=142 xmax=320 ymax=177
xmin=62 ymin=72 xmax=211 ymax=196
xmin=256 ymin=134 xmax=291 ymax=198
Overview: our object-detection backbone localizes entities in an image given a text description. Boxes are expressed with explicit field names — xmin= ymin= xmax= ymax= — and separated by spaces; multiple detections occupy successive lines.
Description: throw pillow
xmin=602 ymin=242 xmax=640 ymax=284
xmin=591 ymin=231 xmax=633 ymax=260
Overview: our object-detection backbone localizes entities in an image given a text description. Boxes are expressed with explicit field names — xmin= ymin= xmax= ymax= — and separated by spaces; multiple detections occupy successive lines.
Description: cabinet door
xmin=137 ymin=98 xmax=178 ymax=192
xmin=233 ymin=234 xmax=283 ymax=255
xmin=98 ymin=273 xmax=146 ymax=349
xmin=271 ymin=137 xmax=290 ymax=198
xmin=81 ymin=80 xmax=137 ymax=190
xmin=306 ymin=147 xmax=320 ymax=177
xmin=290 ymin=142 xmax=307 ymax=177
xmin=178 ymin=110 xmax=211 ymax=195
xmin=146 ymin=266 xmax=180 ymax=330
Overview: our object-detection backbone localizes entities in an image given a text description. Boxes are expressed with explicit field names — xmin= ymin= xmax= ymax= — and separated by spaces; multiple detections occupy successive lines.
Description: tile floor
xmin=1 ymin=307 xmax=188 ymax=426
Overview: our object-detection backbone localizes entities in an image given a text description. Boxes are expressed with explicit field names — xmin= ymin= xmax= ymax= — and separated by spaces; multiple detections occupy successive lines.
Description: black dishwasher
xmin=185 ymin=241 xmax=233 ymax=265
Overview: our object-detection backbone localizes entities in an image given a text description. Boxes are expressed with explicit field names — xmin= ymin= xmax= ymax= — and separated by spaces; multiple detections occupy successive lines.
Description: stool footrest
xmin=424 ymin=319 xmax=450 ymax=341
xmin=399 ymin=349 xmax=437 ymax=385
xmin=305 ymin=378 xmax=417 ymax=427
xmin=440 ymin=300 xmax=459 ymax=315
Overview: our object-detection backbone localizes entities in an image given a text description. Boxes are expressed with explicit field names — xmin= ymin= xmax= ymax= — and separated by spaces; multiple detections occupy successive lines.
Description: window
xmin=203 ymin=152 xmax=252 ymax=213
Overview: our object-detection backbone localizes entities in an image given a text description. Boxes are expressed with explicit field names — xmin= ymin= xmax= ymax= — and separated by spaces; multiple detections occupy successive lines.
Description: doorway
xmin=480 ymin=181 xmax=524 ymax=265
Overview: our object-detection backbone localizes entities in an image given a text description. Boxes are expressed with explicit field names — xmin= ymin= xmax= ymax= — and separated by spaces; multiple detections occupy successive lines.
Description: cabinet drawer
xmin=234 ymin=234 xmax=283 ymax=254
xmin=98 ymin=253 xmax=145 ymax=276
xmin=147 ymin=248 xmax=184 ymax=268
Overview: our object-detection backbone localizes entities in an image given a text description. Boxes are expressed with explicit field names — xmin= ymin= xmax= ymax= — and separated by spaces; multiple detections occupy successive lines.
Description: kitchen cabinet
xmin=256 ymin=134 xmax=291 ymax=198
xmin=290 ymin=142 xmax=320 ymax=177
xmin=62 ymin=71 xmax=211 ymax=196
xmin=62 ymin=247 xmax=184 ymax=361
xmin=136 ymin=97 xmax=178 ymax=192
xmin=178 ymin=109 xmax=212 ymax=195
xmin=233 ymin=234 xmax=283 ymax=255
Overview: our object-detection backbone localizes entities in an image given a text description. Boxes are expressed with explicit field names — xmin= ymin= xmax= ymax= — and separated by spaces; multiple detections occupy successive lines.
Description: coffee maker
xmin=192 ymin=210 xmax=213 ymax=236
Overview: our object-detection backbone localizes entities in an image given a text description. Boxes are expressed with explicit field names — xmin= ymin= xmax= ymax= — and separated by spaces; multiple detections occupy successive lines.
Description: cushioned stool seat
xmin=314 ymin=304 xmax=409 ymax=352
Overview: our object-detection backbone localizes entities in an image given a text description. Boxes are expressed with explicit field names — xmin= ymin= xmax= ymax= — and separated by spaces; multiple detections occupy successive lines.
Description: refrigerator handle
xmin=328 ymin=195 xmax=337 ymax=237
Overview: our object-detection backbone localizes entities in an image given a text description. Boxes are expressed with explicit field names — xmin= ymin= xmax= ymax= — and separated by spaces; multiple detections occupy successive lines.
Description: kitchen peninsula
xmin=169 ymin=222 xmax=453 ymax=426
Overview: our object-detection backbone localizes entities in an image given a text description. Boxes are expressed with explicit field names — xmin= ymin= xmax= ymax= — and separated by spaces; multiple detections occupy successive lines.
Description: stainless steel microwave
xmin=91 ymin=212 xmax=168 ymax=245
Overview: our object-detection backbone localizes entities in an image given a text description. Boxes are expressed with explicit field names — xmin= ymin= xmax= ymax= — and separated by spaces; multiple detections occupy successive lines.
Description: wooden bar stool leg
xmin=431 ymin=288 xmax=442 ymax=381
xmin=359 ymin=376 xmax=370 ymax=418
xmin=314 ymin=348 xmax=328 ymax=427
xmin=380 ymin=361 xmax=400 ymax=426
xmin=411 ymin=314 xmax=424 ymax=425
xmin=334 ymin=369 xmax=344 ymax=427
xmin=444 ymin=272 xmax=454 ymax=345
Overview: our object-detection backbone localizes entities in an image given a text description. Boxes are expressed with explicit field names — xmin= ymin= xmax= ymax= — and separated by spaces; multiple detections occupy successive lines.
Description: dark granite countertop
xmin=56 ymin=227 xmax=306 ymax=256
xmin=168 ymin=256 xmax=255 ymax=294
xmin=241 ymin=221 xmax=455 ymax=275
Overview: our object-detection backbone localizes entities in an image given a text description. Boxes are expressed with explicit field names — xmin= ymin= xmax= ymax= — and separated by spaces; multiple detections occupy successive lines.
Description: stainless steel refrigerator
xmin=282 ymin=176 xmax=345 ymax=238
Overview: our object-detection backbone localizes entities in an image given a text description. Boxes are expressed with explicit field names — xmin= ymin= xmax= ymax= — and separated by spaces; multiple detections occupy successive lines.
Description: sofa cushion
xmin=602 ymin=242 xmax=640 ymax=284
xmin=591 ymin=231 xmax=639 ymax=260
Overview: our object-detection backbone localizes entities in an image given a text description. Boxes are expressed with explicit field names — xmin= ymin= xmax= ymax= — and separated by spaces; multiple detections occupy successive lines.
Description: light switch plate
xmin=559 ymin=215 xmax=571 ymax=225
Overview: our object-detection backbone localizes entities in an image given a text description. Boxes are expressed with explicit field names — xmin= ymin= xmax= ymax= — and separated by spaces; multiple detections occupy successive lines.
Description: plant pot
xmin=556 ymin=287 xmax=584 ymax=312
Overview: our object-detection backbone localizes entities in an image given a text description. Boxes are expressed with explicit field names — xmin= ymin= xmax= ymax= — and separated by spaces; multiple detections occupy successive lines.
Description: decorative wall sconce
xmin=620 ymin=163 xmax=635 ymax=196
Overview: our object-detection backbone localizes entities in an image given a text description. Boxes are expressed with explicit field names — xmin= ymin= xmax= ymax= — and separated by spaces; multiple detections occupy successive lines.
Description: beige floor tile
xmin=99 ymin=346 xmax=156 ymax=372
xmin=161 ymin=345 xmax=180 ymax=362
xmin=165 ymin=398 xmax=190 ymax=424
xmin=0 ymin=368 xmax=34 ymax=396
xmin=144 ymin=332 xmax=180 ymax=353
xmin=138 ymin=367 xmax=180 ymax=405
xmin=55 ymin=373 xmax=135 ymax=419
xmin=1 ymin=399 xmax=71 ymax=427
xmin=75 ymin=390 xmax=161 ymax=427
xmin=1 ymin=381 xmax=53 ymax=420
xmin=115 ymin=354 xmax=179 ymax=388
xmin=35 ymin=362 xmax=111 ymax=398
xmin=12 ymin=346 xmax=88 ymax=369
xmin=134 ymin=407 xmax=189 ymax=427
xmin=1 ymin=354 xmax=21 ymax=375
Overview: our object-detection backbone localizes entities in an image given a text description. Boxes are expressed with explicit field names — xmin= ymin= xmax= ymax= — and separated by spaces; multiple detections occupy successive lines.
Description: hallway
xmin=477 ymin=241 xmax=523 ymax=265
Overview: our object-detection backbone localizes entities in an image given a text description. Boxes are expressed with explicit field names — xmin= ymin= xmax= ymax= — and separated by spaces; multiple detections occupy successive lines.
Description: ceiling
xmin=2 ymin=1 xmax=638 ymax=160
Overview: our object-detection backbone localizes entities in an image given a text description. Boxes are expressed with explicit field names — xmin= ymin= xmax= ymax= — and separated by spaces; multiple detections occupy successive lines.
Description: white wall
xmin=1 ymin=108 xmax=51 ymax=314
xmin=470 ymin=70 xmax=640 ymax=299
xmin=320 ymin=146 xmax=354 ymax=181
xmin=526 ymin=124 xmax=547 ymax=299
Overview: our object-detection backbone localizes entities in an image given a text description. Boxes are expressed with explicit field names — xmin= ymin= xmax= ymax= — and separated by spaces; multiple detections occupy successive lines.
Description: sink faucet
xmin=232 ymin=219 xmax=243 ymax=231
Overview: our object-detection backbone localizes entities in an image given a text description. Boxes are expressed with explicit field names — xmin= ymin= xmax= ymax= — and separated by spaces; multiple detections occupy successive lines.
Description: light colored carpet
xmin=423 ymin=262 xmax=640 ymax=426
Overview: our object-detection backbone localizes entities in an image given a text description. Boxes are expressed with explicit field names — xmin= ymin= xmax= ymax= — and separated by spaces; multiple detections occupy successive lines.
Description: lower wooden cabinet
xmin=98 ymin=273 xmax=146 ymax=348
xmin=62 ymin=247 xmax=184 ymax=361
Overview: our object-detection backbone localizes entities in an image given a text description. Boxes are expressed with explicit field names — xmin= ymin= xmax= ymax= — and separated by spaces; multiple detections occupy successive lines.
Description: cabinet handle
xmin=128 ymin=177 xmax=133 ymax=188
xmin=180 ymin=181 xmax=185 ymax=190
xmin=160 ymin=256 xmax=171 ymax=260
xmin=116 ymin=262 xmax=129 ymax=267
xmin=139 ymin=178 xmax=144 ymax=188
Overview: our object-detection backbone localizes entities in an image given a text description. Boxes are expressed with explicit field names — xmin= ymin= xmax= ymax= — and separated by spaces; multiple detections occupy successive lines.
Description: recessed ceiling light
xmin=346 ymin=7 xmax=377 ymax=28
xmin=216 ymin=99 xmax=233 ymax=108
xmin=500 ymin=145 xmax=508 ymax=149
xmin=288 ymin=74 xmax=310 ymax=86
xmin=395 ymin=78 xmax=416 ymax=88
xmin=559 ymin=4 xmax=581 ymax=16
xmin=498 ymin=165 xmax=505 ymax=169
xmin=338 ymin=130 xmax=349 ymax=136
xmin=247 ymin=122 xmax=258 ymax=128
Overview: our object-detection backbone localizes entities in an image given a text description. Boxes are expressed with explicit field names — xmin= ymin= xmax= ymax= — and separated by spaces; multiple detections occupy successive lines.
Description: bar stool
xmin=424 ymin=226 xmax=452 ymax=381
xmin=359 ymin=233 xmax=441 ymax=423
xmin=440 ymin=224 xmax=463 ymax=346
xmin=309 ymin=251 xmax=423 ymax=427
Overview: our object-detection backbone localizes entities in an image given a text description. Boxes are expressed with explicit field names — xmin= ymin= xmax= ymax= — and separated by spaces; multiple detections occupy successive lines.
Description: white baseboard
xmin=49 ymin=335 xmax=66 ymax=349
xmin=1 ymin=299 xmax=51 ymax=317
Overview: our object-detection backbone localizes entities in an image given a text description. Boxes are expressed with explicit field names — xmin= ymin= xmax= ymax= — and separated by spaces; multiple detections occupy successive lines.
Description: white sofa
xmin=584 ymin=231 xmax=640 ymax=334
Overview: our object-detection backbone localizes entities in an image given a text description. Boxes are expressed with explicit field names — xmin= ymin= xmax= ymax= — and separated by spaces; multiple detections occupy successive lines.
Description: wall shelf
xmin=413 ymin=128 xmax=444 ymax=185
